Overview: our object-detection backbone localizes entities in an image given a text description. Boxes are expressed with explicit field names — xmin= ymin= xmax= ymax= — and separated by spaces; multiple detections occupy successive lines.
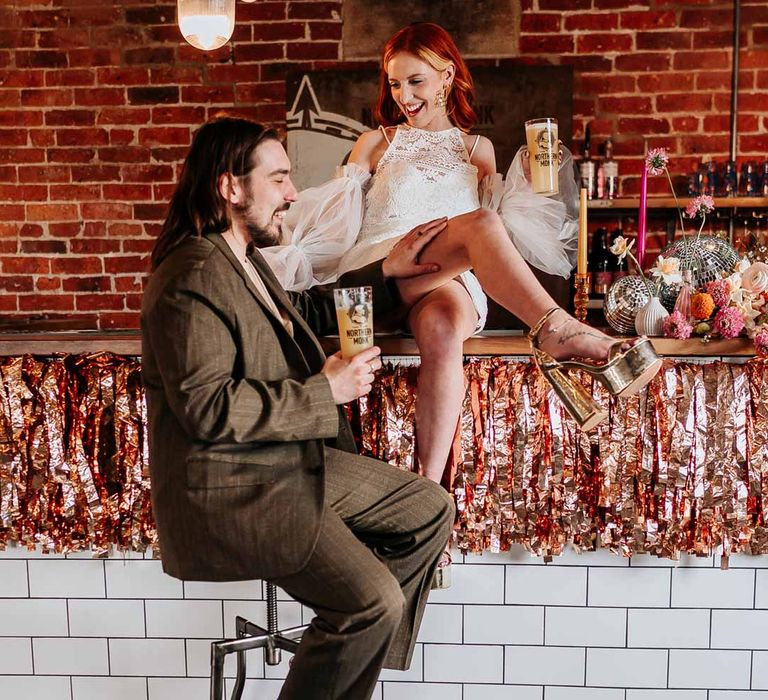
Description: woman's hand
xmin=381 ymin=217 xmax=447 ymax=279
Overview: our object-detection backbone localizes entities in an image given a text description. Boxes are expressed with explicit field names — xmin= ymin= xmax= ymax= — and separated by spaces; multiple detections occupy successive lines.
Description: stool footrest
xmin=210 ymin=620 xmax=310 ymax=700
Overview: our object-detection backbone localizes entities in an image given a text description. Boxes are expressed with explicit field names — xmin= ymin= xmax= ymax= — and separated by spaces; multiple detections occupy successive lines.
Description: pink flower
xmin=755 ymin=328 xmax=768 ymax=356
xmin=706 ymin=279 xmax=730 ymax=307
xmin=712 ymin=306 xmax=745 ymax=339
xmin=645 ymin=147 xmax=669 ymax=176
xmin=685 ymin=195 xmax=716 ymax=219
xmin=662 ymin=310 xmax=693 ymax=339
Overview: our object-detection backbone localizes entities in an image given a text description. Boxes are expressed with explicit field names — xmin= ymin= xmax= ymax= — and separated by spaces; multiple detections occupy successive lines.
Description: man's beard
xmin=232 ymin=200 xmax=290 ymax=248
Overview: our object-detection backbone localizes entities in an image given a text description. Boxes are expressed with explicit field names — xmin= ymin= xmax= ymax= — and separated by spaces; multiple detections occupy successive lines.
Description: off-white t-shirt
xmin=222 ymin=230 xmax=294 ymax=336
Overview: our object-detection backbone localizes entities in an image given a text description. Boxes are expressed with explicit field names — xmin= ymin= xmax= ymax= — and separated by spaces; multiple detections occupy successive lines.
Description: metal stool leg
xmin=231 ymin=616 xmax=249 ymax=700
xmin=210 ymin=643 xmax=226 ymax=700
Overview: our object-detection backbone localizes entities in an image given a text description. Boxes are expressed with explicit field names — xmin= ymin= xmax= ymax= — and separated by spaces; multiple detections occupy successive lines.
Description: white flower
xmin=649 ymin=255 xmax=683 ymax=286
xmin=736 ymin=257 xmax=751 ymax=274
xmin=609 ymin=235 xmax=634 ymax=262
xmin=741 ymin=262 xmax=768 ymax=295
xmin=735 ymin=299 xmax=761 ymax=332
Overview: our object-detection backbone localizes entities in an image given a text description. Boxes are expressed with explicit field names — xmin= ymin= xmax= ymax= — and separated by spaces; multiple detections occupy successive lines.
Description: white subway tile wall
xmin=4 ymin=546 xmax=768 ymax=698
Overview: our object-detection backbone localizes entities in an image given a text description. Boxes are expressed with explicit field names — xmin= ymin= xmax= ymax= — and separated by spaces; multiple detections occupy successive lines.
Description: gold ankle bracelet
xmin=528 ymin=307 xmax=567 ymax=343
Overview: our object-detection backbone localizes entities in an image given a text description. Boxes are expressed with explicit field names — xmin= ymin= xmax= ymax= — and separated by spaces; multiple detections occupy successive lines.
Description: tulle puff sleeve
xmin=259 ymin=163 xmax=371 ymax=291
xmin=481 ymin=145 xmax=579 ymax=279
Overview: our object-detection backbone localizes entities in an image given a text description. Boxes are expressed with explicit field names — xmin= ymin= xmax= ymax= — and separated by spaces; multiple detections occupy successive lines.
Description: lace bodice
xmin=357 ymin=126 xmax=480 ymax=247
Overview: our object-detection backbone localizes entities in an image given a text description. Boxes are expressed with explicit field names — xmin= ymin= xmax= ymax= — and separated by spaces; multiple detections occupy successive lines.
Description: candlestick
xmin=574 ymin=272 xmax=589 ymax=322
xmin=637 ymin=162 xmax=648 ymax=270
xmin=577 ymin=187 xmax=588 ymax=275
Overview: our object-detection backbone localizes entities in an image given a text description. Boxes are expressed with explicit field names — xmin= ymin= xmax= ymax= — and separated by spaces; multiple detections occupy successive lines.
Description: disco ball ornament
xmin=604 ymin=275 xmax=651 ymax=335
xmin=657 ymin=235 xmax=739 ymax=311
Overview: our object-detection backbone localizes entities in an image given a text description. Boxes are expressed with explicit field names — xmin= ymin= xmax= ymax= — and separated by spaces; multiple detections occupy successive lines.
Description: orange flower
xmin=690 ymin=292 xmax=715 ymax=320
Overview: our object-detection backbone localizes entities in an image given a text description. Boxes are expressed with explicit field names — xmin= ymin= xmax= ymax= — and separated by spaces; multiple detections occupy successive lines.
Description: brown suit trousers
xmin=274 ymin=447 xmax=453 ymax=699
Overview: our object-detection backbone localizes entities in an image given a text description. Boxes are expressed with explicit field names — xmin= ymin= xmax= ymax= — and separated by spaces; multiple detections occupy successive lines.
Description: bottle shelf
xmin=587 ymin=196 xmax=768 ymax=210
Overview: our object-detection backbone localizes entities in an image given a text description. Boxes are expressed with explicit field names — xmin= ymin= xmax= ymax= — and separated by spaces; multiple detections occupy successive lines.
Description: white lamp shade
xmin=177 ymin=0 xmax=235 ymax=51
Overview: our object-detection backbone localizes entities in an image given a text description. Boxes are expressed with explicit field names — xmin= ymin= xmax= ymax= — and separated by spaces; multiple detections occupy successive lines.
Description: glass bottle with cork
xmin=597 ymin=137 xmax=618 ymax=200
xmin=589 ymin=227 xmax=613 ymax=298
xmin=578 ymin=125 xmax=597 ymax=200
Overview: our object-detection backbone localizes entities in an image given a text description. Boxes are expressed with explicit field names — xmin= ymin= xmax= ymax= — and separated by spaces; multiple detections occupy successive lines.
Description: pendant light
xmin=177 ymin=0 xmax=235 ymax=51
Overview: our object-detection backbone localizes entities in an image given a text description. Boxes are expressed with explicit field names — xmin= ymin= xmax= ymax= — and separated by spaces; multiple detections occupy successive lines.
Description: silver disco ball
xmin=657 ymin=235 xmax=739 ymax=311
xmin=604 ymin=275 xmax=651 ymax=335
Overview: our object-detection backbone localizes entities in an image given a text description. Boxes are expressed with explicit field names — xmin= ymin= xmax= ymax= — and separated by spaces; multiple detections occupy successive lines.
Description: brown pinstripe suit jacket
xmin=141 ymin=232 xmax=399 ymax=581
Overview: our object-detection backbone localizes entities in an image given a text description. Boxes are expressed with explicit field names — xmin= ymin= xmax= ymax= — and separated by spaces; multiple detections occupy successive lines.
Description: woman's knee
xmin=469 ymin=207 xmax=504 ymax=232
xmin=412 ymin=303 xmax=470 ymax=357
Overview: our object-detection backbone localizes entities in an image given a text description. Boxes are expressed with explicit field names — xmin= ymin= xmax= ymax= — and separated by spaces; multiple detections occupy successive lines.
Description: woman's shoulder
xmin=461 ymin=132 xmax=493 ymax=151
xmin=462 ymin=133 xmax=496 ymax=178
xmin=350 ymin=127 xmax=395 ymax=172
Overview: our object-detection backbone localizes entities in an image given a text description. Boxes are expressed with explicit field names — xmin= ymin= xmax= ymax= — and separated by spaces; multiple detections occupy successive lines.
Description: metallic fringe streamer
xmin=3 ymin=353 xmax=768 ymax=560
xmin=0 ymin=353 xmax=155 ymax=554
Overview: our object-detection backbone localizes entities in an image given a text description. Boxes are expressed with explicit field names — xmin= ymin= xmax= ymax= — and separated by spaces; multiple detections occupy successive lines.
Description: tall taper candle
xmin=637 ymin=162 xmax=648 ymax=269
xmin=577 ymin=187 xmax=588 ymax=275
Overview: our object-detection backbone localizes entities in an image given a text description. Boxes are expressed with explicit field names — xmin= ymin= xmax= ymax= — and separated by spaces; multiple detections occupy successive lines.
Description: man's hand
xmin=381 ymin=217 xmax=447 ymax=279
xmin=321 ymin=346 xmax=382 ymax=404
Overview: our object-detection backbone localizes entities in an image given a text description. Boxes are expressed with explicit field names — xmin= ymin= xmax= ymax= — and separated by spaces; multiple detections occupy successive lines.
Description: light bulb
xmin=177 ymin=0 xmax=235 ymax=51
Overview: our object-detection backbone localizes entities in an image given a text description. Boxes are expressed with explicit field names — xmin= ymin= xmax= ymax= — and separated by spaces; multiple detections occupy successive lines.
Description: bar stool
xmin=210 ymin=581 xmax=309 ymax=700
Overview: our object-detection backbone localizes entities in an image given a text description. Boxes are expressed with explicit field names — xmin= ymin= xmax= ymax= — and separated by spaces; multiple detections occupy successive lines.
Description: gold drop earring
xmin=434 ymin=85 xmax=447 ymax=109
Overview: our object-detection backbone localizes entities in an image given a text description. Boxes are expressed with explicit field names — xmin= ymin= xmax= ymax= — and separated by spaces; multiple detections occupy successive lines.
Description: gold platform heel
xmin=529 ymin=308 xmax=663 ymax=431
xmin=558 ymin=336 xmax=663 ymax=398
xmin=531 ymin=346 xmax=608 ymax=431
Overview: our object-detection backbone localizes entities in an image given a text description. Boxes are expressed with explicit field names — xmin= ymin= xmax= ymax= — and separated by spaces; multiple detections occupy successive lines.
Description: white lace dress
xmin=261 ymin=125 xmax=579 ymax=331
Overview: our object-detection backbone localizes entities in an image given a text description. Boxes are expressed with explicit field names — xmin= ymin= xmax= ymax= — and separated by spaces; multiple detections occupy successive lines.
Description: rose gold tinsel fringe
xmin=2 ymin=353 xmax=768 ymax=561
xmin=0 ymin=353 xmax=154 ymax=554
xmin=349 ymin=357 xmax=768 ymax=562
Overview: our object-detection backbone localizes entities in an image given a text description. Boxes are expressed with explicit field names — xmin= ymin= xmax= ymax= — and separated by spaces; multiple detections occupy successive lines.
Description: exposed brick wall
xmin=0 ymin=0 xmax=766 ymax=329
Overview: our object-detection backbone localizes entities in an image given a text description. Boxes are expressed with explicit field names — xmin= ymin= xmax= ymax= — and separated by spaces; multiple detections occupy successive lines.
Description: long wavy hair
xmin=375 ymin=23 xmax=477 ymax=132
xmin=150 ymin=116 xmax=279 ymax=270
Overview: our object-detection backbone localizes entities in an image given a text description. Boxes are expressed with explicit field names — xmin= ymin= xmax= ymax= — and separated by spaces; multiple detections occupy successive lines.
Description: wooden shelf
xmin=0 ymin=331 xmax=756 ymax=358
xmin=588 ymin=196 xmax=768 ymax=210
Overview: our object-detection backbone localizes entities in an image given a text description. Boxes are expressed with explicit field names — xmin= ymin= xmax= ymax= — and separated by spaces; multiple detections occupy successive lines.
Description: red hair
xmin=375 ymin=23 xmax=477 ymax=132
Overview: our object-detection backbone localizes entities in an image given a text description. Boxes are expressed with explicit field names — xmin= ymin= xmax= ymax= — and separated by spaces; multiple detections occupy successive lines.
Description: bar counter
xmin=1 ymin=330 xmax=765 ymax=565
xmin=0 ymin=330 xmax=757 ymax=357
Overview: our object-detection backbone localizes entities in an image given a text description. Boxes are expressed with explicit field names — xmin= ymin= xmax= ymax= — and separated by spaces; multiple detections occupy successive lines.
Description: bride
xmin=263 ymin=22 xmax=660 ymax=585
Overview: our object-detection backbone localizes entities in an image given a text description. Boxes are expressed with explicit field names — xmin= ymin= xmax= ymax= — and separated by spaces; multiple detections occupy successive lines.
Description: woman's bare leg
xmin=395 ymin=209 xmax=616 ymax=361
xmin=408 ymin=282 xmax=478 ymax=483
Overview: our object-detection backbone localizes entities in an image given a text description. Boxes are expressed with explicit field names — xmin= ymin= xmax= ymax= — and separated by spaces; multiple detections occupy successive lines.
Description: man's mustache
xmin=275 ymin=203 xmax=290 ymax=214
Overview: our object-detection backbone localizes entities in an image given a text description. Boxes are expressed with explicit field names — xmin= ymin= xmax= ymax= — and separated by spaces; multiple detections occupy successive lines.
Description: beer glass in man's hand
xmin=333 ymin=286 xmax=374 ymax=358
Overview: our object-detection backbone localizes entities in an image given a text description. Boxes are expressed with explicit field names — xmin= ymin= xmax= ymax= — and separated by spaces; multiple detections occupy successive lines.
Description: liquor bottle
xmin=599 ymin=138 xmax=618 ymax=200
xmin=762 ymin=162 xmax=768 ymax=196
xmin=741 ymin=161 xmax=759 ymax=196
xmin=705 ymin=160 xmax=719 ymax=197
xmin=578 ymin=125 xmax=597 ymax=199
xmin=723 ymin=160 xmax=737 ymax=197
xmin=589 ymin=227 xmax=613 ymax=298
xmin=610 ymin=228 xmax=628 ymax=280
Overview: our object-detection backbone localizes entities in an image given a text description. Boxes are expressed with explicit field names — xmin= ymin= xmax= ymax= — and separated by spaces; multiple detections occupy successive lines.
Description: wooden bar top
xmin=0 ymin=331 xmax=756 ymax=358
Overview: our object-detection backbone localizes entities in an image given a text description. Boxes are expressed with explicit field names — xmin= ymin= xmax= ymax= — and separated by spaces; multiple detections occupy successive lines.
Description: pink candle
xmin=637 ymin=162 xmax=648 ymax=270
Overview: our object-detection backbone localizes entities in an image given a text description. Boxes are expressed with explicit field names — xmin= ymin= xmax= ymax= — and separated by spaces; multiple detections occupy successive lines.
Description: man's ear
xmin=218 ymin=172 xmax=241 ymax=204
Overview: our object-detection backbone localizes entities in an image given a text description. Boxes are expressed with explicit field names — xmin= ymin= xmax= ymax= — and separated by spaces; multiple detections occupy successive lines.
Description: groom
xmin=141 ymin=115 xmax=455 ymax=699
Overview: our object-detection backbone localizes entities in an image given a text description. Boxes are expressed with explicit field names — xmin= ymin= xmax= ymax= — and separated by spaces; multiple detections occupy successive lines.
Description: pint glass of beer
xmin=333 ymin=286 xmax=374 ymax=358
xmin=524 ymin=117 xmax=559 ymax=196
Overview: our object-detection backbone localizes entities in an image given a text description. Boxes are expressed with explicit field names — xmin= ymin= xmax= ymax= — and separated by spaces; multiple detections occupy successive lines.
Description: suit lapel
xmin=207 ymin=233 xmax=284 ymax=322
xmin=206 ymin=233 xmax=325 ymax=369
xmin=248 ymin=248 xmax=328 ymax=365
